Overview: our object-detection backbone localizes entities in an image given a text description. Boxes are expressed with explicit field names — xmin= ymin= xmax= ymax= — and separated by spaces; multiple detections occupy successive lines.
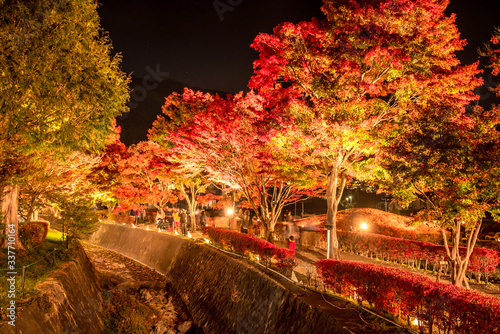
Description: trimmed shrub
xmin=315 ymin=259 xmax=500 ymax=334
xmin=320 ymin=229 xmax=499 ymax=280
xmin=203 ymin=227 xmax=296 ymax=272
xmin=19 ymin=220 xmax=50 ymax=249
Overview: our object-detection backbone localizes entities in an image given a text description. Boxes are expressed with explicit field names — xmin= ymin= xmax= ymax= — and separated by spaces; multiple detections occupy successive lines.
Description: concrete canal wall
xmin=88 ymin=223 xmax=349 ymax=334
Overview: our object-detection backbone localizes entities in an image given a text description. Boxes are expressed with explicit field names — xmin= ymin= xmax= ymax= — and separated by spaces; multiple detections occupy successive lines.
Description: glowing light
xmin=227 ymin=208 xmax=234 ymax=215
xmin=188 ymin=232 xmax=192 ymax=238
xmin=158 ymin=228 xmax=161 ymax=232
xmin=360 ymin=223 xmax=368 ymax=230
xmin=146 ymin=226 xmax=149 ymax=230
xmin=412 ymin=318 xmax=419 ymax=326
xmin=132 ymin=224 xmax=136 ymax=228
xmin=174 ymin=230 xmax=179 ymax=235
xmin=204 ymin=238 xmax=210 ymax=243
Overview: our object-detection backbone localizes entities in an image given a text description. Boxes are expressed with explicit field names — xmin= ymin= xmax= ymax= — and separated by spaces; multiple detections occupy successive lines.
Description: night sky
xmin=97 ymin=0 xmax=500 ymax=145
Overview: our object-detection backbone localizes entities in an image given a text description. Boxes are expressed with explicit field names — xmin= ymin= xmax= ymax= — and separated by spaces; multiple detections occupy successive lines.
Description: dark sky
xmin=98 ymin=0 xmax=325 ymax=94
xmin=97 ymin=0 xmax=500 ymax=144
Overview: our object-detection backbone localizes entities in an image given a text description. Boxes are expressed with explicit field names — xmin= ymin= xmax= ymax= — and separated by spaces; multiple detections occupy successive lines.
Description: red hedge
xmin=315 ymin=259 xmax=500 ymax=334
xmin=19 ymin=220 xmax=50 ymax=248
xmin=331 ymin=230 xmax=499 ymax=278
xmin=202 ymin=227 xmax=296 ymax=270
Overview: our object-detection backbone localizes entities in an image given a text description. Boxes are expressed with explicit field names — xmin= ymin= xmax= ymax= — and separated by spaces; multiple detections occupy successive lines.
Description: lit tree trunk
xmin=326 ymin=163 xmax=346 ymax=260
xmin=185 ymin=185 xmax=198 ymax=233
xmin=155 ymin=205 xmax=165 ymax=221
xmin=442 ymin=219 xmax=481 ymax=288
xmin=249 ymin=179 xmax=290 ymax=242
xmin=26 ymin=193 xmax=38 ymax=223
xmin=261 ymin=206 xmax=280 ymax=243
xmin=1 ymin=185 xmax=25 ymax=251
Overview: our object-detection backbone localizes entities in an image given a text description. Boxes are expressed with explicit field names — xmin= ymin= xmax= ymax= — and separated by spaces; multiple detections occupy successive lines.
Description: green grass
xmin=46 ymin=229 xmax=64 ymax=243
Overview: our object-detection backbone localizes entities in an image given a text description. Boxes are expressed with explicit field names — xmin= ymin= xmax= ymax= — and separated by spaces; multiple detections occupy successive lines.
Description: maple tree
xmin=249 ymin=0 xmax=480 ymax=258
xmin=150 ymin=89 xmax=314 ymax=241
xmin=0 ymin=0 xmax=129 ymax=248
xmin=150 ymin=122 xmax=212 ymax=232
xmin=88 ymin=127 xmax=129 ymax=212
xmin=379 ymin=104 xmax=500 ymax=288
xmin=482 ymin=27 xmax=500 ymax=92
xmin=19 ymin=151 xmax=100 ymax=222
xmin=112 ymin=141 xmax=178 ymax=218
xmin=377 ymin=28 xmax=500 ymax=287
xmin=175 ymin=172 xmax=209 ymax=232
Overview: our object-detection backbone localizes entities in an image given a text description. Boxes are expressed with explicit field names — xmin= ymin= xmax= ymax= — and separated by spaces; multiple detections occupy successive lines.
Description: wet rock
xmin=151 ymin=320 xmax=167 ymax=334
xmin=142 ymin=289 xmax=153 ymax=300
xmin=177 ymin=320 xmax=193 ymax=333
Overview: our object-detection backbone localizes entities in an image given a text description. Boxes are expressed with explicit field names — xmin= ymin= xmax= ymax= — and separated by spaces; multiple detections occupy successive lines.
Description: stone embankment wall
xmin=0 ymin=243 xmax=103 ymax=334
xmin=88 ymin=224 xmax=349 ymax=334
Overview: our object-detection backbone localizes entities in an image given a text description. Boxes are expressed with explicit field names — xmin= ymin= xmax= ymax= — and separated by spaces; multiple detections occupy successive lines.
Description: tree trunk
xmin=263 ymin=220 xmax=277 ymax=242
xmin=455 ymin=221 xmax=481 ymax=288
xmin=26 ymin=194 xmax=37 ymax=223
xmin=183 ymin=184 xmax=199 ymax=233
xmin=155 ymin=205 xmax=165 ymax=221
xmin=1 ymin=185 xmax=25 ymax=251
xmin=442 ymin=220 xmax=481 ymax=288
xmin=326 ymin=165 xmax=346 ymax=259
xmin=189 ymin=211 xmax=196 ymax=232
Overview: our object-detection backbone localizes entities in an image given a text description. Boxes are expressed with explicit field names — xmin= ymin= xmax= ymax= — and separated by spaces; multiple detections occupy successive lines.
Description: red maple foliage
xmin=378 ymin=67 xmax=500 ymax=287
xmin=249 ymin=0 xmax=481 ymax=259
xmin=112 ymin=141 xmax=178 ymax=217
xmin=150 ymin=89 xmax=318 ymax=240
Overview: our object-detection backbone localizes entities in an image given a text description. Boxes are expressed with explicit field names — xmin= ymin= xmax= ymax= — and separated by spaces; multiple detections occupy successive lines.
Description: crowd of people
xmin=155 ymin=207 xmax=208 ymax=236
xmin=152 ymin=206 xmax=299 ymax=253
xmin=229 ymin=209 xmax=300 ymax=253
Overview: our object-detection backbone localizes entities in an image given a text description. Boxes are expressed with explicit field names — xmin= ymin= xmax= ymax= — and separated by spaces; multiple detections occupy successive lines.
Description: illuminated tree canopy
xmin=112 ymin=141 xmax=178 ymax=218
xmin=249 ymin=0 xmax=481 ymax=258
xmin=150 ymin=89 xmax=316 ymax=240
xmin=0 ymin=0 xmax=130 ymax=248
